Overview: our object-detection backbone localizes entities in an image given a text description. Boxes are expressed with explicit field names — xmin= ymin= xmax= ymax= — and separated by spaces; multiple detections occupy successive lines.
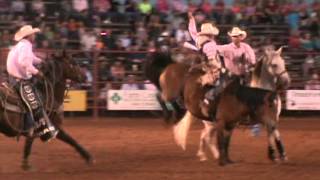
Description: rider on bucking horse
xmin=6 ymin=25 xmax=58 ymax=142
xmin=187 ymin=12 xmax=256 ymax=104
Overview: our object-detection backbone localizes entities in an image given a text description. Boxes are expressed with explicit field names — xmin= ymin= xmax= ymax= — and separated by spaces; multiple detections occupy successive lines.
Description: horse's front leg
xmin=266 ymin=120 xmax=288 ymax=162
xmin=273 ymin=129 xmax=288 ymax=161
xmin=56 ymin=128 xmax=95 ymax=164
xmin=21 ymin=137 xmax=35 ymax=170
xmin=217 ymin=120 xmax=229 ymax=166
xmin=224 ymin=126 xmax=234 ymax=164
xmin=266 ymin=121 xmax=277 ymax=161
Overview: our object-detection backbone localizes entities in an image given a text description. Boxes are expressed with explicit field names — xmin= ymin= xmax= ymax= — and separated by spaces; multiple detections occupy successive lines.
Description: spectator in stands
xmin=305 ymin=72 xmax=320 ymax=90
xmin=31 ymin=0 xmax=46 ymax=18
xmin=143 ymin=80 xmax=157 ymax=90
xmin=67 ymin=18 xmax=80 ymax=43
xmin=212 ymin=0 xmax=225 ymax=24
xmin=93 ymin=0 xmax=111 ymax=21
xmin=118 ymin=31 xmax=132 ymax=50
xmin=72 ymin=0 xmax=89 ymax=14
xmin=135 ymin=21 xmax=148 ymax=46
xmin=231 ymin=0 xmax=244 ymax=25
xmin=147 ymin=14 xmax=163 ymax=41
xmin=171 ymin=0 xmax=188 ymax=15
xmin=300 ymin=33 xmax=314 ymax=51
xmin=0 ymin=0 xmax=10 ymax=20
xmin=99 ymin=81 xmax=112 ymax=106
xmin=199 ymin=0 xmax=213 ymax=17
xmin=156 ymin=0 xmax=169 ymax=17
xmin=308 ymin=15 xmax=319 ymax=37
xmin=0 ymin=30 xmax=11 ymax=48
xmin=286 ymin=8 xmax=300 ymax=32
xmin=302 ymin=54 xmax=315 ymax=79
xmin=288 ymin=30 xmax=301 ymax=49
xmin=138 ymin=0 xmax=153 ymax=16
xmin=11 ymin=0 xmax=26 ymax=16
xmin=80 ymin=65 xmax=93 ymax=89
xmin=264 ymin=0 xmax=282 ymax=24
xmin=110 ymin=60 xmax=126 ymax=81
xmin=14 ymin=15 xmax=27 ymax=29
xmin=313 ymin=35 xmax=320 ymax=50
xmin=120 ymin=74 xmax=141 ymax=90
xmin=43 ymin=25 xmax=55 ymax=42
xmin=80 ymin=29 xmax=97 ymax=52
xmin=125 ymin=0 xmax=137 ymax=13
xmin=175 ymin=22 xmax=191 ymax=43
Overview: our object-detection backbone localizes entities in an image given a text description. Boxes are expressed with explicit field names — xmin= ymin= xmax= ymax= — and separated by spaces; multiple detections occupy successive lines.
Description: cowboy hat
xmin=197 ymin=23 xmax=219 ymax=36
xmin=14 ymin=25 xmax=40 ymax=41
xmin=228 ymin=27 xmax=247 ymax=40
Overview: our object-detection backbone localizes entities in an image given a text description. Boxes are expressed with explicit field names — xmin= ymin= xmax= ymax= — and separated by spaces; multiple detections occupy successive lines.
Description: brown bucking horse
xmin=145 ymin=46 xmax=290 ymax=166
xmin=0 ymin=51 xmax=94 ymax=170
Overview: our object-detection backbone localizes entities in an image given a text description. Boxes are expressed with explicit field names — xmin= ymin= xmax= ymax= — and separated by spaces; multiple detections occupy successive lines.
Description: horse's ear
xmin=276 ymin=46 xmax=287 ymax=55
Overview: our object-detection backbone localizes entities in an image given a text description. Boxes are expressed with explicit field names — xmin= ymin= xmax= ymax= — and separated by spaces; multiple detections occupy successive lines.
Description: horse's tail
xmin=144 ymin=51 xmax=174 ymax=90
xmin=173 ymin=111 xmax=194 ymax=150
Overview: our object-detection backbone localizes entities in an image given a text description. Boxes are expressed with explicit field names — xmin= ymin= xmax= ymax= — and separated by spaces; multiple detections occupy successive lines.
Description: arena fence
xmin=0 ymin=49 xmax=320 ymax=118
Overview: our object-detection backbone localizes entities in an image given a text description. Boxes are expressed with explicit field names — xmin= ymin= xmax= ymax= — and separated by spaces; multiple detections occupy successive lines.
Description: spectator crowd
xmin=0 ymin=0 xmax=319 ymax=91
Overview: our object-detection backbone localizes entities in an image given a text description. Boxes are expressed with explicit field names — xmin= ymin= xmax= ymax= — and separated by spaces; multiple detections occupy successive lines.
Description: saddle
xmin=0 ymin=82 xmax=27 ymax=113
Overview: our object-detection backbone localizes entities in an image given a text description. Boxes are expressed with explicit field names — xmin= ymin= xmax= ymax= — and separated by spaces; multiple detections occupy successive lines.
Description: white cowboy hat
xmin=197 ymin=23 xmax=219 ymax=36
xmin=228 ymin=27 xmax=247 ymax=40
xmin=14 ymin=25 xmax=40 ymax=41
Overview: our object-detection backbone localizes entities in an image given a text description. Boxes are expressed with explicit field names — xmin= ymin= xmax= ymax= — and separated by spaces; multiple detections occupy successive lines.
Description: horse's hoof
xmin=218 ymin=160 xmax=227 ymax=166
xmin=280 ymin=155 xmax=288 ymax=162
xmin=21 ymin=163 xmax=32 ymax=171
xmin=226 ymin=159 xmax=235 ymax=164
xmin=197 ymin=152 xmax=208 ymax=162
xmin=86 ymin=157 xmax=96 ymax=165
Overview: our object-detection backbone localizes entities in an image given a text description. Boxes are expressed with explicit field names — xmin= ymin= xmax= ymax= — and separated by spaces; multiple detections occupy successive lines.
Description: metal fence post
xmin=92 ymin=51 xmax=99 ymax=119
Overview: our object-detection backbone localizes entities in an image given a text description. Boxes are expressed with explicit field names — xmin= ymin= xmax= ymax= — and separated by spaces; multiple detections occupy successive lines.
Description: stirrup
xmin=40 ymin=128 xmax=59 ymax=142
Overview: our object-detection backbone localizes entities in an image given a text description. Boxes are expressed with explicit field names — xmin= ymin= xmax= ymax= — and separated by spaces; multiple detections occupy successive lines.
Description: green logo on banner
xmin=111 ymin=93 xmax=121 ymax=104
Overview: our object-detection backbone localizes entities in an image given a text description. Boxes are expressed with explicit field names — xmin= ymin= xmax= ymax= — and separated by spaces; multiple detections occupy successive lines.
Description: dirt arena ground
xmin=0 ymin=116 xmax=319 ymax=180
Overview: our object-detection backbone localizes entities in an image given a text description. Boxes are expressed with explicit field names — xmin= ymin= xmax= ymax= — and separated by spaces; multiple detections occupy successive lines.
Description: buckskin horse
xmin=0 ymin=51 xmax=94 ymax=170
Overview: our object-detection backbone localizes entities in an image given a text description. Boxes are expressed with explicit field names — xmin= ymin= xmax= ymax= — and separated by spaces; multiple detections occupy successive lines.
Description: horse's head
xmin=261 ymin=46 xmax=291 ymax=90
xmin=47 ymin=51 xmax=86 ymax=83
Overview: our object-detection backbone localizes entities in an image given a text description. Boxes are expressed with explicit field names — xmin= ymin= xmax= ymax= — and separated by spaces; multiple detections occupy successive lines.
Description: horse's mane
xmin=144 ymin=51 xmax=174 ymax=89
xmin=252 ymin=57 xmax=264 ymax=80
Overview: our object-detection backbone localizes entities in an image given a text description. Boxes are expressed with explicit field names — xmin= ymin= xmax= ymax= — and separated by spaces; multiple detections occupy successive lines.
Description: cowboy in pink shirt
xmin=188 ymin=12 xmax=221 ymax=86
xmin=6 ymin=25 xmax=58 ymax=141
xmin=218 ymin=27 xmax=256 ymax=76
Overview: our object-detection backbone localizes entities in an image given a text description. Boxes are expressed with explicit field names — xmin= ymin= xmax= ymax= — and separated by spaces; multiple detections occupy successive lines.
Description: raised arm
xmin=188 ymin=12 xmax=198 ymax=42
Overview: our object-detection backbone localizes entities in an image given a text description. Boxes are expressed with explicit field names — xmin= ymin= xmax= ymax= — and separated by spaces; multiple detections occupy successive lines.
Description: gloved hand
xmin=36 ymin=71 xmax=44 ymax=79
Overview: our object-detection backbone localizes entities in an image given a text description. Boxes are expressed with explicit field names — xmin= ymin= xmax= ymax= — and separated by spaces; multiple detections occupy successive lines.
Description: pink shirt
xmin=6 ymin=39 xmax=42 ymax=80
xmin=188 ymin=18 xmax=218 ymax=59
xmin=218 ymin=42 xmax=256 ymax=75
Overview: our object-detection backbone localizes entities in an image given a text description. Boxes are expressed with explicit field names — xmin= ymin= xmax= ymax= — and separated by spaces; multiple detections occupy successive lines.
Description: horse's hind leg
xmin=197 ymin=121 xmax=209 ymax=161
xmin=156 ymin=93 xmax=172 ymax=122
xmin=56 ymin=128 xmax=95 ymax=164
xmin=21 ymin=137 xmax=35 ymax=170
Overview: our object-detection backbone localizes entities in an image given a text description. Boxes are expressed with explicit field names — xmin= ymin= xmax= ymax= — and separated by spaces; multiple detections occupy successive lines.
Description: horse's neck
xmin=250 ymin=68 xmax=276 ymax=91
xmin=53 ymin=81 xmax=67 ymax=105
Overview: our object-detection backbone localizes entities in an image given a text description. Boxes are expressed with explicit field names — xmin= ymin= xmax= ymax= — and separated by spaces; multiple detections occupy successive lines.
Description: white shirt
xmin=6 ymin=39 xmax=42 ymax=79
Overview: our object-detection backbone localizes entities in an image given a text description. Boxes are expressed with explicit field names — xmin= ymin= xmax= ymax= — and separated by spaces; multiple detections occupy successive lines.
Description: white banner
xmin=286 ymin=90 xmax=320 ymax=110
xmin=107 ymin=90 xmax=161 ymax=110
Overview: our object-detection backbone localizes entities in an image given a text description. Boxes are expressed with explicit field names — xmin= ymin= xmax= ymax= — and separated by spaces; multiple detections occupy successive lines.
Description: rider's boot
xmin=38 ymin=113 xmax=59 ymax=142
